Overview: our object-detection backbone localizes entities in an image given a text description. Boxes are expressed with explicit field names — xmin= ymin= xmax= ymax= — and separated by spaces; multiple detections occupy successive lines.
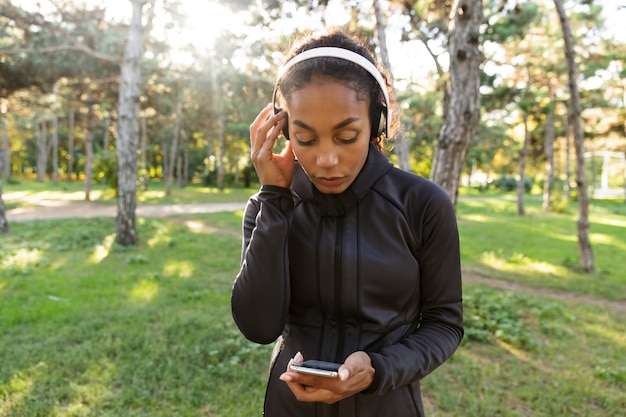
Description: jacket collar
xmin=291 ymin=145 xmax=393 ymax=217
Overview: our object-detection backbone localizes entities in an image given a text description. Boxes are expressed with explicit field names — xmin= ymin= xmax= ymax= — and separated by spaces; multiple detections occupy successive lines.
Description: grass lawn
xmin=1 ymin=182 xmax=625 ymax=416
xmin=457 ymin=193 xmax=626 ymax=301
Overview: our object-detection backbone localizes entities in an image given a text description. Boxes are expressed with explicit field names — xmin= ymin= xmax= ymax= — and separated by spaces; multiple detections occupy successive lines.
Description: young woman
xmin=231 ymin=29 xmax=463 ymax=417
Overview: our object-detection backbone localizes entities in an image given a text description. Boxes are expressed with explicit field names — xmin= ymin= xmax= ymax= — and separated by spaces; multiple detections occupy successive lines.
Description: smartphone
xmin=289 ymin=360 xmax=341 ymax=378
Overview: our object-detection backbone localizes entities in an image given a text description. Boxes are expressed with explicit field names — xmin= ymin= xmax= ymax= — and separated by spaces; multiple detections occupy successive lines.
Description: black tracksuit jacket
xmin=232 ymin=146 xmax=464 ymax=417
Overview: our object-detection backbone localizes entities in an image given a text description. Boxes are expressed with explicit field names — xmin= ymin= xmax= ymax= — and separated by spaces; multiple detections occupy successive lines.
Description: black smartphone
xmin=289 ymin=359 xmax=341 ymax=378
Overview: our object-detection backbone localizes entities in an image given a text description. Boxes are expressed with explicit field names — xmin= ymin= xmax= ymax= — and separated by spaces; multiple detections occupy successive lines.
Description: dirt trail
xmin=5 ymin=198 xmax=625 ymax=314
xmin=6 ymin=199 xmax=246 ymax=222
xmin=464 ymin=275 xmax=626 ymax=314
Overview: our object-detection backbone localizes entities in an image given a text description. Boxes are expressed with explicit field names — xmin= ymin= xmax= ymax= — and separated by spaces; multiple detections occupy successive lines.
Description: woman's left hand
xmin=279 ymin=351 xmax=375 ymax=404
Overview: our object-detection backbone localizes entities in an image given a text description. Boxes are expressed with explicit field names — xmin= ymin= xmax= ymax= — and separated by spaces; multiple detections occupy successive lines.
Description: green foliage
xmin=484 ymin=1 xmax=540 ymax=42
xmin=93 ymin=150 xmax=119 ymax=193
xmin=489 ymin=176 xmax=533 ymax=192
xmin=0 ymin=1 xmax=121 ymax=97
xmin=463 ymin=286 xmax=573 ymax=350
xmin=594 ymin=360 xmax=626 ymax=385
xmin=399 ymin=90 xmax=441 ymax=176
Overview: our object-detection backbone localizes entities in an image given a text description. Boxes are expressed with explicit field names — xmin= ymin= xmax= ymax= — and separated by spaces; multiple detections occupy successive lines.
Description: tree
xmin=517 ymin=110 xmax=530 ymax=216
xmin=36 ymin=119 xmax=47 ymax=182
xmin=543 ymin=91 xmax=556 ymax=211
xmin=553 ymin=0 xmax=594 ymax=272
xmin=165 ymin=90 xmax=184 ymax=196
xmin=67 ymin=108 xmax=76 ymax=181
xmin=373 ymin=0 xmax=410 ymax=171
xmin=51 ymin=85 xmax=59 ymax=182
xmin=0 ymin=114 xmax=7 ymax=233
xmin=430 ymin=0 xmax=484 ymax=205
xmin=84 ymin=91 xmax=95 ymax=200
xmin=211 ymin=55 xmax=226 ymax=191
xmin=115 ymin=0 xmax=149 ymax=246
xmin=0 ymin=165 xmax=6 ymax=233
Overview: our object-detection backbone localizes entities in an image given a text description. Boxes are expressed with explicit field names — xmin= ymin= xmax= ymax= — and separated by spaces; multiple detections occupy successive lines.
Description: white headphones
xmin=273 ymin=47 xmax=391 ymax=139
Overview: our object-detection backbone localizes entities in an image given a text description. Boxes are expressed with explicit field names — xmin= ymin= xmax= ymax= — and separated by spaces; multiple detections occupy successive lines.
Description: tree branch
xmin=1 ymin=1 xmax=122 ymax=64
xmin=0 ymin=44 xmax=121 ymax=64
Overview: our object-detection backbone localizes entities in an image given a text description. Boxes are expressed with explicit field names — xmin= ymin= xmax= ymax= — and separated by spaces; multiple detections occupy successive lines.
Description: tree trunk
xmin=210 ymin=60 xmax=225 ymax=191
xmin=176 ymin=154 xmax=183 ymax=188
xmin=101 ymin=117 xmax=111 ymax=184
xmin=623 ymin=151 xmax=626 ymax=204
xmin=430 ymin=0 xmax=484 ymax=205
xmin=51 ymin=86 xmax=59 ymax=183
xmin=0 ymin=130 xmax=7 ymax=233
xmin=216 ymin=112 xmax=225 ymax=190
xmin=517 ymin=112 xmax=529 ymax=216
xmin=103 ymin=117 xmax=111 ymax=151
xmin=51 ymin=113 xmax=59 ymax=182
xmin=554 ymin=0 xmax=594 ymax=272
xmin=373 ymin=0 xmax=410 ymax=171
xmin=166 ymin=95 xmax=183 ymax=196
xmin=0 ymin=174 xmax=7 ymax=233
xmin=162 ymin=142 xmax=169 ymax=181
xmin=139 ymin=115 xmax=148 ymax=190
xmin=182 ymin=139 xmax=189 ymax=188
xmin=623 ymin=83 xmax=626 ymax=205
xmin=564 ymin=113 xmax=571 ymax=200
xmin=36 ymin=119 xmax=47 ymax=182
xmin=2 ymin=115 xmax=9 ymax=180
xmin=217 ymin=111 xmax=224 ymax=191
xmin=85 ymin=94 xmax=95 ymax=201
xmin=68 ymin=108 xmax=75 ymax=182
xmin=115 ymin=0 xmax=144 ymax=246
xmin=543 ymin=98 xmax=556 ymax=211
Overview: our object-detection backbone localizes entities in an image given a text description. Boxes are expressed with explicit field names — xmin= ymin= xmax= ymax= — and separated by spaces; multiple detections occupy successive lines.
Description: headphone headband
xmin=276 ymin=47 xmax=391 ymax=138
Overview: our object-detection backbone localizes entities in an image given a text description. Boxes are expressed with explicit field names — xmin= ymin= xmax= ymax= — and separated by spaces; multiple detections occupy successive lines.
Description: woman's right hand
xmin=279 ymin=351 xmax=375 ymax=405
xmin=250 ymin=104 xmax=295 ymax=189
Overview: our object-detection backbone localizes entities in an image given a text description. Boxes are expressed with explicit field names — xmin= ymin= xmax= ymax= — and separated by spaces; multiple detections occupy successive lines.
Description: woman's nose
xmin=316 ymin=146 xmax=339 ymax=167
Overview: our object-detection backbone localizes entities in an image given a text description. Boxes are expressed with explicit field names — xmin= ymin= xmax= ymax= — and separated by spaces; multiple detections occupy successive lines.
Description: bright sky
xmin=603 ymin=4 xmax=626 ymax=41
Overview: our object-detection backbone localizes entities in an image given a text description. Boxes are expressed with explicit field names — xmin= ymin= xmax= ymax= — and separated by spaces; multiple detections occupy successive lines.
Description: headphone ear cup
xmin=274 ymin=107 xmax=290 ymax=140
xmin=371 ymin=102 xmax=387 ymax=138
xmin=283 ymin=115 xmax=290 ymax=140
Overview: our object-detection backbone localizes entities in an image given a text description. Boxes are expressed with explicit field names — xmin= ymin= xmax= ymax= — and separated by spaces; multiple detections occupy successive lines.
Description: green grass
xmin=1 ymin=186 xmax=625 ymax=416
xmin=457 ymin=194 xmax=626 ymax=301
xmin=1 ymin=214 xmax=273 ymax=416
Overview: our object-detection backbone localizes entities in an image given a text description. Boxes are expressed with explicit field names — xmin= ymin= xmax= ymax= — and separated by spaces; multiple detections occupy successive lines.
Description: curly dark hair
xmin=275 ymin=29 xmax=395 ymax=151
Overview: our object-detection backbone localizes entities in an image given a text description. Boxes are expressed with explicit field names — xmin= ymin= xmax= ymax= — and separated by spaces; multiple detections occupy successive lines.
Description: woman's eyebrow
xmin=292 ymin=117 xmax=362 ymax=131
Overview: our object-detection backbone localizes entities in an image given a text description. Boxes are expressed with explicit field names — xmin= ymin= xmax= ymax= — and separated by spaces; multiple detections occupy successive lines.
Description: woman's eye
xmin=335 ymin=131 xmax=359 ymax=144
xmin=295 ymin=136 xmax=316 ymax=145
xmin=335 ymin=129 xmax=359 ymax=143
xmin=336 ymin=135 xmax=358 ymax=144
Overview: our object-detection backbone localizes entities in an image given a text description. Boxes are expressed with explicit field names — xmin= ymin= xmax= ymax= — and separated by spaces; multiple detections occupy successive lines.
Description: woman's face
xmin=286 ymin=79 xmax=371 ymax=194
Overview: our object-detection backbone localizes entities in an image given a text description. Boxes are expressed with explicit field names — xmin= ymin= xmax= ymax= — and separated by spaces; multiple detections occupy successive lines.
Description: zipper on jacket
xmin=334 ymin=216 xmax=346 ymax=363
xmin=331 ymin=217 xmax=345 ymax=417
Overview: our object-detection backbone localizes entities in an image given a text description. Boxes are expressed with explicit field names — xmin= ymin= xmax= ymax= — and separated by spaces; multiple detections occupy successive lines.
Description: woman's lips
xmin=316 ymin=176 xmax=344 ymax=188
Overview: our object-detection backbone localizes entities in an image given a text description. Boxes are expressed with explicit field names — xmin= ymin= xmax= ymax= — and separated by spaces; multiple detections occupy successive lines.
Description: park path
xmin=6 ymin=200 xmax=246 ymax=222
xmin=5 ymin=198 xmax=626 ymax=314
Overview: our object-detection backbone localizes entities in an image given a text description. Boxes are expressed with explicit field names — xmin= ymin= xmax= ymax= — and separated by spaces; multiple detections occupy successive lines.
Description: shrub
xmin=489 ymin=176 xmax=533 ymax=193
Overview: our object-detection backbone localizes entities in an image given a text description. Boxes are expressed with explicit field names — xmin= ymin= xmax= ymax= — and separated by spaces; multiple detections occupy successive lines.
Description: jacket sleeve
xmin=366 ymin=183 xmax=464 ymax=394
xmin=231 ymin=185 xmax=294 ymax=345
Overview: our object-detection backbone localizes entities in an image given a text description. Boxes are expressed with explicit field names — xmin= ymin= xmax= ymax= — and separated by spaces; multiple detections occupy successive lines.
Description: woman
xmin=231 ymin=29 xmax=463 ymax=417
